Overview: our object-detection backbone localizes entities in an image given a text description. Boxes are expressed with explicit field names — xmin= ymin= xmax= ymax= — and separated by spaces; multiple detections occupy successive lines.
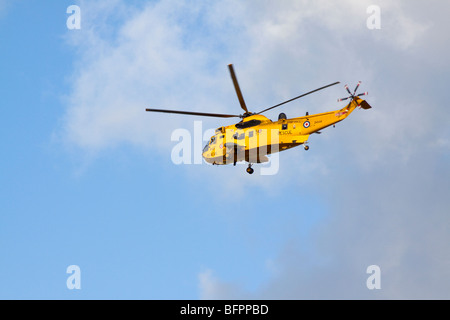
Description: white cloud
xmin=63 ymin=1 xmax=232 ymax=154
xmin=61 ymin=0 xmax=432 ymax=154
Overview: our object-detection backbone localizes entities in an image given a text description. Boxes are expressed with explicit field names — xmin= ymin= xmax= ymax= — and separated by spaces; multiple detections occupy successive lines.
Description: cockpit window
xmin=204 ymin=136 xmax=216 ymax=153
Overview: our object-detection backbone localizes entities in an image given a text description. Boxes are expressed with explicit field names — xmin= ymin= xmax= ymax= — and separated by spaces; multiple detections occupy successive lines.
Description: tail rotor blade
xmin=353 ymin=81 xmax=361 ymax=95
xmin=345 ymin=84 xmax=352 ymax=96
xmin=338 ymin=83 xmax=369 ymax=103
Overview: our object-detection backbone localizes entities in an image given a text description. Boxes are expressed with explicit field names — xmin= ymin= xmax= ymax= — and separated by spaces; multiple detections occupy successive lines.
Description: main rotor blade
xmin=256 ymin=81 xmax=340 ymax=115
xmin=228 ymin=64 xmax=249 ymax=114
xmin=146 ymin=108 xmax=239 ymax=118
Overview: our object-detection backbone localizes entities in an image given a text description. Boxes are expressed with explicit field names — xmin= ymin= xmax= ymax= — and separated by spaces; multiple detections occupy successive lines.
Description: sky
xmin=0 ymin=0 xmax=449 ymax=299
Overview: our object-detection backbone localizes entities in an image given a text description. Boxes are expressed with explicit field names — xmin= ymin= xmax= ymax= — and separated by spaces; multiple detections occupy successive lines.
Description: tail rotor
xmin=338 ymin=81 xmax=368 ymax=102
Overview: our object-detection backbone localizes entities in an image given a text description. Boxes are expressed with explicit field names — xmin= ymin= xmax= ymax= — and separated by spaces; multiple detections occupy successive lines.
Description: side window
xmin=248 ymin=131 xmax=254 ymax=138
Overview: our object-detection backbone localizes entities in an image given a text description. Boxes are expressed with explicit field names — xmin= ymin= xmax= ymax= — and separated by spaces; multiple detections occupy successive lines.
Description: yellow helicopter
xmin=146 ymin=64 xmax=371 ymax=174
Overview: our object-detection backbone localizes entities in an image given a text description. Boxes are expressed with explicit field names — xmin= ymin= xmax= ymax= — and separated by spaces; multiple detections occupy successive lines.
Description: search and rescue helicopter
xmin=146 ymin=64 xmax=371 ymax=174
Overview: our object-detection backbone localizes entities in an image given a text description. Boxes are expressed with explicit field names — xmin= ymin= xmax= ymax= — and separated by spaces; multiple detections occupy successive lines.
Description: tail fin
xmin=355 ymin=97 xmax=372 ymax=109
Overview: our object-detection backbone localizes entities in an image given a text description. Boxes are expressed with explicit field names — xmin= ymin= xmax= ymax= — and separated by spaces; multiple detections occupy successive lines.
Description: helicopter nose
xmin=202 ymin=147 xmax=208 ymax=158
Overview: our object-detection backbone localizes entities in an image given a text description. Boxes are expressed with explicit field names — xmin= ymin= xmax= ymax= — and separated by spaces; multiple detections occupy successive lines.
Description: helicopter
xmin=146 ymin=64 xmax=372 ymax=174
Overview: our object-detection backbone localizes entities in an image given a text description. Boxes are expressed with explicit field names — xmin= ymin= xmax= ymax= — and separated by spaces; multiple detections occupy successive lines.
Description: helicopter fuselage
xmin=202 ymin=97 xmax=369 ymax=165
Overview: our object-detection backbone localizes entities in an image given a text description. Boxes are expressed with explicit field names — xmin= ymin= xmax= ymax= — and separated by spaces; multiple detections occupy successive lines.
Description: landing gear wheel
xmin=246 ymin=166 xmax=254 ymax=174
xmin=304 ymin=145 xmax=309 ymax=151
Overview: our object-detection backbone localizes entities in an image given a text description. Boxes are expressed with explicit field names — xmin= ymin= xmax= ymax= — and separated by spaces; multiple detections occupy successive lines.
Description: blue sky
xmin=1 ymin=0 xmax=450 ymax=299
